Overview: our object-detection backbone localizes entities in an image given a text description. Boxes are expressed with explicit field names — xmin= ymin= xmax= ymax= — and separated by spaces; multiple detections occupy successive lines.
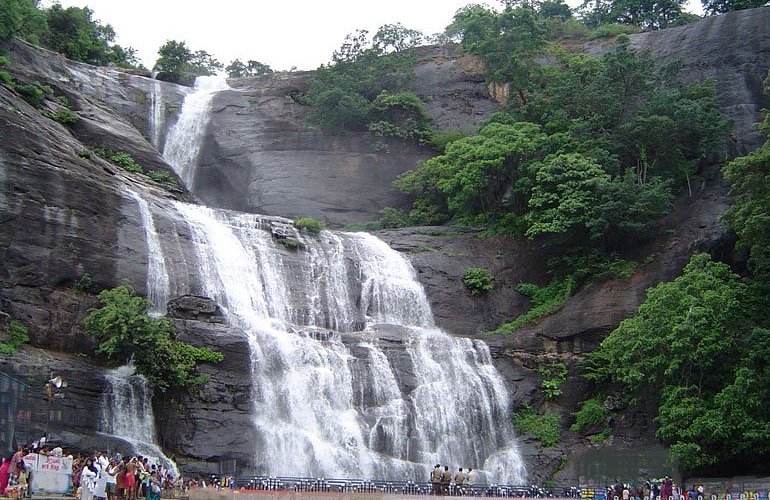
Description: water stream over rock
xmin=135 ymin=77 xmax=526 ymax=482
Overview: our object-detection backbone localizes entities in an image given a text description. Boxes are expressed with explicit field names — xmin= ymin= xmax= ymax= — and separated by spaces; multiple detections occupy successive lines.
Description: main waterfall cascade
xmin=100 ymin=365 xmax=179 ymax=477
xmin=135 ymin=76 xmax=526 ymax=482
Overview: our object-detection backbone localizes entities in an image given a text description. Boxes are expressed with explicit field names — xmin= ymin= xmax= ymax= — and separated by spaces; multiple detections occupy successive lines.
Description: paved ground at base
xmin=189 ymin=491 xmax=574 ymax=500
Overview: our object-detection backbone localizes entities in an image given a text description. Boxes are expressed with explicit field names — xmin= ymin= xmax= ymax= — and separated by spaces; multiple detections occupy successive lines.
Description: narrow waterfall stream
xmin=162 ymin=75 xmax=230 ymax=188
xmin=134 ymin=76 xmax=527 ymax=482
xmin=125 ymin=187 xmax=170 ymax=317
xmin=100 ymin=365 xmax=179 ymax=477
xmin=148 ymin=79 xmax=165 ymax=149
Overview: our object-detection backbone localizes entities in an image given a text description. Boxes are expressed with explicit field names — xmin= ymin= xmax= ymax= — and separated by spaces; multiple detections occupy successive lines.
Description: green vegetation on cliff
xmin=576 ymin=72 xmax=770 ymax=472
xmin=397 ymin=42 xmax=727 ymax=257
xmin=153 ymin=40 xmax=223 ymax=86
xmin=82 ymin=285 xmax=223 ymax=393
xmin=1 ymin=1 xmax=141 ymax=69
xmin=0 ymin=320 xmax=30 ymax=355
xmin=303 ymin=24 xmax=430 ymax=141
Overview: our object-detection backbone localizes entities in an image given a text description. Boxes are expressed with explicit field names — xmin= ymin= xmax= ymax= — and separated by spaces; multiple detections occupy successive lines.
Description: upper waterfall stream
xmin=136 ymin=76 xmax=526 ymax=482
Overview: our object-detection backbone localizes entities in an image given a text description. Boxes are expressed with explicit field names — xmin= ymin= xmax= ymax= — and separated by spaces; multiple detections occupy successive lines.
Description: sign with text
xmin=22 ymin=453 xmax=73 ymax=494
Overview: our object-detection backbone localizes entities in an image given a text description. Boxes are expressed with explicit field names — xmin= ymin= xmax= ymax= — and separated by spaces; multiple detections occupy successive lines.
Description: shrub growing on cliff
xmin=570 ymin=396 xmax=609 ymax=431
xmin=82 ymin=285 xmax=223 ymax=392
xmin=293 ymin=217 xmax=326 ymax=234
xmin=514 ymin=405 xmax=560 ymax=447
xmin=44 ymin=108 xmax=79 ymax=124
xmin=462 ymin=267 xmax=494 ymax=296
xmin=0 ymin=320 xmax=30 ymax=355
xmin=537 ymin=361 xmax=567 ymax=399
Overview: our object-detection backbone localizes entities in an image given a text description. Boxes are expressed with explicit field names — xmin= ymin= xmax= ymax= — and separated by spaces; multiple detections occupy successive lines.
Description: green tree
xmin=82 ymin=285 xmax=223 ymax=392
xmin=579 ymin=0 xmax=686 ymax=28
xmin=43 ymin=5 xmax=137 ymax=67
xmin=153 ymin=40 xmax=222 ymax=86
xmin=304 ymin=24 xmax=423 ymax=135
xmin=395 ymin=119 xmax=550 ymax=225
xmin=447 ymin=4 xmax=546 ymax=104
xmin=582 ymin=253 xmax=770 ymax=469
xmin=0 ymin=0 xmax=44 ymax=44
xmin=372 ymin=23 xmax=423 ymax=53
xmin=539 ymin=0 xmax=574 ymax=19
xmin=525 ymin=153 xmax=610 ymax=243
xmin=701 ymin=0 xmax=768 ymax=14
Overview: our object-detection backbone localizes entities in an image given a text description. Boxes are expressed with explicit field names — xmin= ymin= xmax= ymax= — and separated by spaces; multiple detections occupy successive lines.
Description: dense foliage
xmin=575 ymin=72 xmax=770 ymax=472
xmin=302 ymin=24 xmax=430 ymax=140
xmin=0 ymin=1 xmax=140 ymax=69
xmin=701 ymin=0 xmax=769 ymax=14
xmin=462 ymin=267 xmax=494 ymax=296
xmin=581 ymin=254 xmax=770 ymax=469
xmin=293 ymin=217 xmax=326 ymax=233
xmin=515 ymin=405 xmax=561 ymax=447
xmin=82 ymin=286 xmax=223 ymax=393
xmin=153 ymin=40 xmax=223 ymax=86
xmin=446 ymin=4 xmax=546 ymax=105
xmin=396 ymin=42 xmax=728 ymax=281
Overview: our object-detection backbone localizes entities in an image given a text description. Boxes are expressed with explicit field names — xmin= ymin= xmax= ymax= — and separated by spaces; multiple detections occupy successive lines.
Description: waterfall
xmin=148 ymin=79 xmax=165 ymax=149
xmin=162 ymin=75 xmax=229 ymax=189
xmin=124 ymin=188 xmax=170 ymax=316
xmin=168 ymin=202 xmax=526 ymax=483
xmin=147 ymin=74 xmax=526 ymax=483
xmin=101 ymin=364 xmax=179 ymax=477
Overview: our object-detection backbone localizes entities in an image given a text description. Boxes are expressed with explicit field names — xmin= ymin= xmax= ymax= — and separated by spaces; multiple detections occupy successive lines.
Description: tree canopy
xmin=153 ymin=40 xmax=223 ymax=86
xmin=395 ymin=43 xmax=726 ymax=278
xmin=302 ymin=24 xmax=430 ymax=140
xmin=225 ymin=58 xmax=273 ymax=78
xmin=1 ymin=1 xmax=140 ymax=68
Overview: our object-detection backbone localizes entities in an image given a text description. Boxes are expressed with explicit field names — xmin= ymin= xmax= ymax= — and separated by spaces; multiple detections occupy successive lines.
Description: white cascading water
xmin=148 ymin=79 xmax=165 ymax=149
xmin=162 ymin=75 xmax=230 ymax=189
xmin=132 ymin=75 xmax=526 ymax=482
xmin=100 ymin=364 xmax=179 ymax=477
xmin=125 ymin=187 xmax=170 ymax=316
xmin=165 ymin=203 xmax=526 ymax=482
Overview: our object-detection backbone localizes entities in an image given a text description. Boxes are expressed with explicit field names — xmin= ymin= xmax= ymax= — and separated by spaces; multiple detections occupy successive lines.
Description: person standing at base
xmin=431 ymin=464 xmax=442 ymax=495
xmin=441 ymin=466 xmax=452 ymax=496
xmin=454 ymin=468 xmax=465 ymax=496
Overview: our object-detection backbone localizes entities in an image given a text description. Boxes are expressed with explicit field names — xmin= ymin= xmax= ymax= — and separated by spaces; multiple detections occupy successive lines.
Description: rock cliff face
xmin=631 ymin=7 xmax=770 ymax=155
xmin=192 ymin=45 xmax=498 ymax=226
xmin=0 ymin=8 xmax=769 ymax=480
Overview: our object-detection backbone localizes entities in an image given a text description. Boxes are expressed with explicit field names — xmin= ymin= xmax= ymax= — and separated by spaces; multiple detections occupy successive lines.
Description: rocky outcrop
xmin=155 ymin=319 xmax=255 ymax=475
xmin=167 ymin=296 xmax=225 ymax=323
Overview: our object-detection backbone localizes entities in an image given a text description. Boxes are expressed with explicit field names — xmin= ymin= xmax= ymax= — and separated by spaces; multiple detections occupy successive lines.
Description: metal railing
xmin=234 ymin=476 xmax=583 ymax=497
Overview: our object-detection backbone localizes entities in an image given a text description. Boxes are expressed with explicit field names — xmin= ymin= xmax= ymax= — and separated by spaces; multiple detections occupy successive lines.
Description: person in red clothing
xmin=0 ymin=456 xmax=11 ymax=495
xmin=124 ymin=458 xmax=137 ymax=500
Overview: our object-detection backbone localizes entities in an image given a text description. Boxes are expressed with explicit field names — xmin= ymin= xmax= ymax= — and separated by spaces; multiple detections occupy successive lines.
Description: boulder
xmin=167 ymin=296 xmax=225 ymax=323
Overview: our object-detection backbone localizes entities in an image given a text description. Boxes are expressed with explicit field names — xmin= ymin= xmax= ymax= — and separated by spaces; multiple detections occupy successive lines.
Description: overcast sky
xmin=42 ymin=0 xmax=704 ymax=72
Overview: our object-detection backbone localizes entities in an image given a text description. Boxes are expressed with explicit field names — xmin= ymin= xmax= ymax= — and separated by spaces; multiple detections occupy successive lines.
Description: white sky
xmin=41 ymin=0 xmax=704 ymax=72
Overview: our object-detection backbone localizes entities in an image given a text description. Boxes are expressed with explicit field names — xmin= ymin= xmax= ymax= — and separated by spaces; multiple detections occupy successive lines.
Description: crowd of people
xmin=604 ymin=478 xmax=709 ymax=500
xmin=0 ymin=436 xmax=179 ymax=500
xmin=72 ymin=450 xmax=177 ymax=500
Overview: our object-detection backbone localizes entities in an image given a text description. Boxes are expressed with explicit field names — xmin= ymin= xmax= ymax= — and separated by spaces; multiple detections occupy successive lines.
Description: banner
xmin=22 ymin=453 xmax=73 ymax=494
